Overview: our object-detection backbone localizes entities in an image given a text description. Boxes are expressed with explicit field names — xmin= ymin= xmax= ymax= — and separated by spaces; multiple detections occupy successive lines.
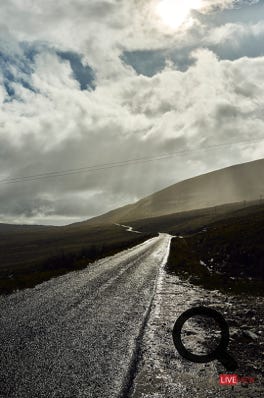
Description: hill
xmin=1 ymin=158 xmax=263 ymax=295
xmin=166 ymin=202 xmax=264 ymax=296
xmin=80 ymin=158 xmax=264 ymax=225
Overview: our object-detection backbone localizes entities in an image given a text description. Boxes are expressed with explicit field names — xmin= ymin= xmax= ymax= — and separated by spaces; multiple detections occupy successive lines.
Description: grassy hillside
xmin=128 ymin=199 xmax=263 ymax=234
xmin=78 ymin=158 xmax=264 ymax=225
xmin=1 ymin=157 xmax=263 ymax=296
xmin=166 ymin=202 xmax=264 ymax=296
xmin=1 ymin=200 xmax=263 ymax=296
xmin=0 ymin=224 xmax=155 ymax=295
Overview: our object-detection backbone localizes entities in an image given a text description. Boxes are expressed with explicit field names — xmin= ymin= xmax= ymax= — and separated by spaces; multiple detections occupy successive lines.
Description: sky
xmin=0 ymin=0 xmax=264 ymax=225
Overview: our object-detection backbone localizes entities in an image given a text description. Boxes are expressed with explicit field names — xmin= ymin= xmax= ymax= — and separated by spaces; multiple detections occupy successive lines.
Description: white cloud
xmin=0 ymin=1 xmax=237 ymax=78
xmin=0 ymin=1 xmax=263 ymax=224
xmin=207 ymin=20 xmax=264 ymax=45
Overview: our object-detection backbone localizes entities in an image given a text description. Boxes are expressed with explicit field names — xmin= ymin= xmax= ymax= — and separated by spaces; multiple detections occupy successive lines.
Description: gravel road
xmin=0 ymin=234 xmax=172 ymax=398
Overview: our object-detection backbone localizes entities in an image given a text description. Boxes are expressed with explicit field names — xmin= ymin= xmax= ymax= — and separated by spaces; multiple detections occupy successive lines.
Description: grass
xmin=0 ymin=224 xmax=155 ymax=295
xmin=128 ymin=199 xmax=264 ymax=235
xmin=165 ymin=203 xmax=264 ymax=296
xmin=1 ymin=199 xmax=263 ymax=296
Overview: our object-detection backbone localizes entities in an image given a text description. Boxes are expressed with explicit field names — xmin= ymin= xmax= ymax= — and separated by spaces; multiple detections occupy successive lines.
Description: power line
xmin=0 ymin=138 xmax=263 ymax=185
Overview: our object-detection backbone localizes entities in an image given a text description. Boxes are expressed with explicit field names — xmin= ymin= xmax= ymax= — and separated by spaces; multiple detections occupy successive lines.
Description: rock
xmin=241 ymin=383 xmax=249 ymax=388
xmin=230 ymin=329 xmax=241 ymax=338
xmin=241 ymin=325 xmax=250 ymax=330
xmin=184 ymin=330 xmax=197 ymax=336
xmin=245 ymin=309 xmax=256 ymax=317
xmin=243 ymin=330 xmax=258 ymax=340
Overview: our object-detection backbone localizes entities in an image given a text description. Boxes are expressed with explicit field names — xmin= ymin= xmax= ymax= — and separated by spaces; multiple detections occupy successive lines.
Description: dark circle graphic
xmin=172 ymin=306 xmax=229 ymax=364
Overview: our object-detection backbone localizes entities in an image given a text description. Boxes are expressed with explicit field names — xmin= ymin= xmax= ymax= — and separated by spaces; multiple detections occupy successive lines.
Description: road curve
xmin=0 ymin=233 xmax=171 ymax=398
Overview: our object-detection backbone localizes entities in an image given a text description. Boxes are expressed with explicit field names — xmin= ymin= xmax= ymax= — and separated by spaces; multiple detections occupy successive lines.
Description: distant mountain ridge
xmin=0 ymin=223 xmax=52 ymax=232
xmin=81 ymin=158 xmax=264 ymax=225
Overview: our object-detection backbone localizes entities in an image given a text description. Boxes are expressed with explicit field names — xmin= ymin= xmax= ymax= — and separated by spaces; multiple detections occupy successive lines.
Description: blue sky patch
xmin=121 ymin=50 xmax=166 ymax=77
xmin=0 ymin=42 xmax=96 ymax=101
xmin=0 ymin=48 xmax=36 ymax=101
xmin=122 ymin=1 xmax=264 ymax=78
xmin=57 ymin=51 xmax=96 ymax=91
xmin=121 ymin=49 xmax=197 ymax=77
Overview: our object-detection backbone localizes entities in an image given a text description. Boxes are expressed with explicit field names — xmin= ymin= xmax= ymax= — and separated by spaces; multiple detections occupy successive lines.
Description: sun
xmin=156 ymin=0 xmax=203 ymax=29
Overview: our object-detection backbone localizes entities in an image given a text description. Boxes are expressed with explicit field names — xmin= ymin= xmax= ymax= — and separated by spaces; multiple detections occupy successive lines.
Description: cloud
xmin=1 ymin=47 xmax=264 ymax=223
xmin=123 ymin=2 xmax=264 ymax=77
xmin=0 ymin=1 xmax=264 ymax=224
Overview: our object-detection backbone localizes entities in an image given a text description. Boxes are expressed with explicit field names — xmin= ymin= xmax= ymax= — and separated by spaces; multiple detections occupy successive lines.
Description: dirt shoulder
xmin=131 ymin=268 xmax=263 ymax=398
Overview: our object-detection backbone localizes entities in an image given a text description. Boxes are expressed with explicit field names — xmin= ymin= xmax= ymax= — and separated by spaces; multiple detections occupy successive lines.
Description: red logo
xmin=219 ymin=374 xmax=238 ymax=385
xmin=219 ymin=374 xmax=255 ymax=386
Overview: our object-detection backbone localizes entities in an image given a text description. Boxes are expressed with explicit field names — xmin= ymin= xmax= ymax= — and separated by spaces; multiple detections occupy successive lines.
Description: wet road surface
xmin=0 ymin=234 xmax=171 ymax=398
